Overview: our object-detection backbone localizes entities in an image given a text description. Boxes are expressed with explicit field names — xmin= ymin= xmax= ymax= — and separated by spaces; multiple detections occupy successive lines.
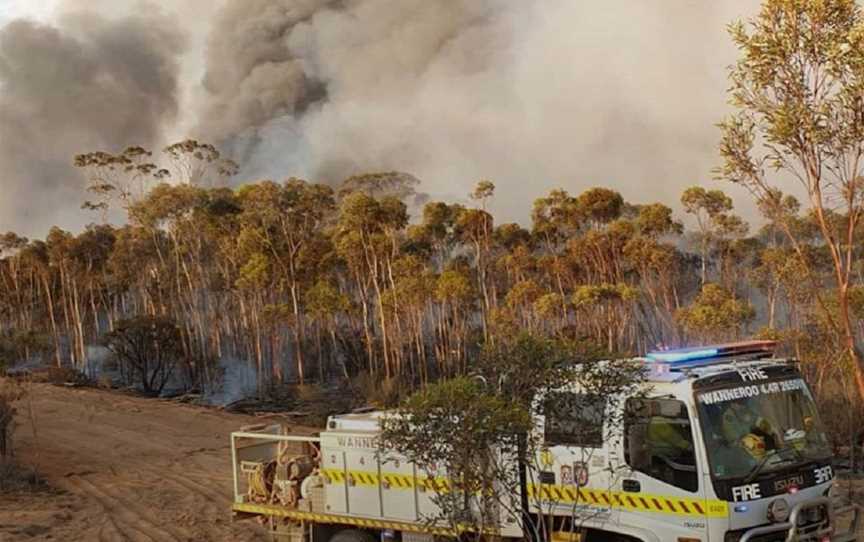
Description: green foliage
xmin=380 ymin=333 xmax=644 ymax=534
xmin=681 ymin=187 xmax=732 ymax=219
xmin=717 ymin=0 xmax=864 ymax=397
xmin=380 ymin=377 xmax=530 ymax=530
xmin=235 ymin=253 xmax=270 ymax=290
xmin=476 ymin=334 xmax=586 ymax=407
xmin=470 ymin=180 xmax=496 ymax=203
xmin=577 ymin=187 xmax=624 ymax=225
xmin=306 ymin=280 xmax=351 ymax=322
xmin=0 ymin=331 xmax=51 ymax=371
xmin=676 ymin=283 xmax=756 ymax=341
xmin=572 ymin=283 xmax=638 ymax=307
xmin=635 ymin=203 xmax=683 ymax=238
xmin=435 ymin=269 xmax=474 ymax=303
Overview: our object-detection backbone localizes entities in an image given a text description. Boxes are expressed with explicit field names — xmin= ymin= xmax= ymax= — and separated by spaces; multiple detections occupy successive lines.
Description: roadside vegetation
xmin=0 ymin=376 xmax=42 ymax=493
xmin=380 ymin=334 xmax=645 ymax=538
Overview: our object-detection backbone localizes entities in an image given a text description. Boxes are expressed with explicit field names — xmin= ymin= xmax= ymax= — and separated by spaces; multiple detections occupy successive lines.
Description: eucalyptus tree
xmin=717 ymin=0 xmax=864 ymax=397
xmin=306 ymin=279 xmax=352 ymax=381
xmin=237 ymin=179 xmax=335 ymax=383
xmin=335 ymin=191 xmax=408 ymax=378
xmin=531 ymin=189 xmax=582 ymax=316
xmin=162 ymin=139 xmax=239 ymax=186
xmin=676 ymin=283 xmax=756 ymax=343
xmin=75 ymin=145 xmax=168 ymax=218
xmin=680 ymin=187 xmax=736 ymax=285
xmin=456 ymin=183 xmax=498 ymax=342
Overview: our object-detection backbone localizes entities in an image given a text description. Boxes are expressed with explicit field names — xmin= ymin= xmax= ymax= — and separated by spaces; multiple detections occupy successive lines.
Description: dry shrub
xmin=45 ymin=367 xmax=91 ymax=386
xmin=350 ymin=372 xmax=403 ymax=408
xmin=280 ymin=383 xmax=354 ymax=426
xmin=96 ymin=374 xmax=113 ymax=389
xmin=0 ymin=378 xmax=25 ymax=459
xmin=0 ymin=460 xmax=43 ymax=492
xmin=0 ymin=378 xmax=44 ymax=493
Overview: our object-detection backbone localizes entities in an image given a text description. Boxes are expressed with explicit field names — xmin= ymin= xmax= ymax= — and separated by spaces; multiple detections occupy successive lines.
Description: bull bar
xmin=738 ymin=496 xmax=860 ymax=542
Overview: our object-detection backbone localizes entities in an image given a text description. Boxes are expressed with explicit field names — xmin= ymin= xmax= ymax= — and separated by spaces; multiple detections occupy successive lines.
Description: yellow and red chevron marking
xmin=320 ymin=468 xmax=452 ymax=492
xmin=527 ymin=484 xmax=728 ymax=518
xmin=232 ymin=502 xmax=500 ymax=536
xmin=233 ymin=502 xmax=457 ymax=535
xmin=318 ymin=469 xmax=728 ymax=519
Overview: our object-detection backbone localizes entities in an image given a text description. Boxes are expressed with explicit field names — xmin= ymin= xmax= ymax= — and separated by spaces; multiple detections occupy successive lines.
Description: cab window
xmin=624 ymin=398 xmax=698 ymax=492
xmin=544 ymin=392 xmax=605 ymax=447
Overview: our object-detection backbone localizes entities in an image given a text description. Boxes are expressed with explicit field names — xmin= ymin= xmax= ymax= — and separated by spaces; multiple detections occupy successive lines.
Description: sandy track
xmin=0 ymin=383 xmax=297 ymax=541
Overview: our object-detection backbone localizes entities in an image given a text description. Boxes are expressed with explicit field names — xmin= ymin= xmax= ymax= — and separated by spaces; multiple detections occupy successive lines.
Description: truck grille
xmin=725 ymin=504 xmax=830 ymax=542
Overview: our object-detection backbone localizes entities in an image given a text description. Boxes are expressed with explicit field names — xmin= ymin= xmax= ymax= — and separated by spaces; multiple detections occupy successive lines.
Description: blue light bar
xmin=646 ymin=348 xmax=719 ymax=363
xmin=645 ymin=340 xmax=777 ymax=368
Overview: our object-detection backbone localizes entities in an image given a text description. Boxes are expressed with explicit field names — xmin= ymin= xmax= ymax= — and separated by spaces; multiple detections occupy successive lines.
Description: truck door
xmin=536 ymin=392 xmax=618 ymax=530
xmin=620 ymin=398 xmax=709 ymax=541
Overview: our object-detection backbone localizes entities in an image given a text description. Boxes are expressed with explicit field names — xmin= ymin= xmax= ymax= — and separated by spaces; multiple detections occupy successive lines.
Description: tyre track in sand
xmin=65 ymin=475 xmax=183 ymax=542
xmin=98 ymin=516 xmax=131 ymax=542
xmin=8 ymin=383 xmax=276 ymax=542
xmin=35 ymin=411 xmax=232 ymax=515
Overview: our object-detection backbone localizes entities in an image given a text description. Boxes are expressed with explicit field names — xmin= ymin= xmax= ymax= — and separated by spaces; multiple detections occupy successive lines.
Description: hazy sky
xmin=0 ymin=0 xmax=767 ymax=238
xmin=0 ymin=1 xmax=57 ymax=25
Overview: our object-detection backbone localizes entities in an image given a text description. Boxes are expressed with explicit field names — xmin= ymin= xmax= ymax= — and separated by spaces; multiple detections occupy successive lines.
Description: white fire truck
xmin=230 ymin=341 xmax=860 ymax=542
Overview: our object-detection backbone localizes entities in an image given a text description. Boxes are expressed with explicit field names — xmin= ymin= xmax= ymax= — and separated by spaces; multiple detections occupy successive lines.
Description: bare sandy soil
xmin=0 ymin=382 xmax=305 ymax=541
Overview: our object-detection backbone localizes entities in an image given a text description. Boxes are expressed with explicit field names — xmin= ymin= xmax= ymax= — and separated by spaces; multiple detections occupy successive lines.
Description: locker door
xmin=322 ymin=448 xmax=348 ymax=514
xmin=380 ymin=454 xmax=418 ymax=521
xmin=345 ymin=449 xmax=382 ymax=517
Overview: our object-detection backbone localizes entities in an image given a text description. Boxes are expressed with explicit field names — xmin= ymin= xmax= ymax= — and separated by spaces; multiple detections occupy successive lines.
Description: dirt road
xmin=0 ymin=383 xmax=300 ymax=541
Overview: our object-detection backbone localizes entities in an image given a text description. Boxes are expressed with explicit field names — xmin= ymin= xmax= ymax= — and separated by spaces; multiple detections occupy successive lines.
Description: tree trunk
xmin=289 ymin=279 xmax=305 ymax=384
xmin=41 ymin=274 xmax=62 ymax=367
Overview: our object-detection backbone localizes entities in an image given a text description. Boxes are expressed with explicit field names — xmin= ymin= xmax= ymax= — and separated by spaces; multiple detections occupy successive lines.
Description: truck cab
xmin=536 ymin=341 xmax=859 ymax=542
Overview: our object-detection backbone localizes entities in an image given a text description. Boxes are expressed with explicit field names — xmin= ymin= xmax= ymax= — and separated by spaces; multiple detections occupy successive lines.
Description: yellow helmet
xmin=741 ymin=433 xmax=766 ymax=458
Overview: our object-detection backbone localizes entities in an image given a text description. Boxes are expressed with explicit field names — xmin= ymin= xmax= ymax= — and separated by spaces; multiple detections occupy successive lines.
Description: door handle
xmin=622 ymin=479 xmax=641 ymax=492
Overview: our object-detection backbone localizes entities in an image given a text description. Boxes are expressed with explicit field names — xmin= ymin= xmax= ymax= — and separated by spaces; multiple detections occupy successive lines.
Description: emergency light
xmin=645 ymin=340 xmax=776 ymax=368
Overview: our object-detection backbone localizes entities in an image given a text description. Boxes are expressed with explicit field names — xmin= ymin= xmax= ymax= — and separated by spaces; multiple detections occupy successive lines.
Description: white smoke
xmin=203 ymin=356 xmax=258 ymax=406
xmin=0 ymin=0 xmax=768 ymax=236
xmin=198 ymin=0 xmax=764 ymax=221
xmin=84 ymin=345 xmax=112 ymax=380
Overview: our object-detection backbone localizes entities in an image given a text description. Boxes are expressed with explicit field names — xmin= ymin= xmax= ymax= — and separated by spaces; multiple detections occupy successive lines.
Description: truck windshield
xmin=695 ymin=377 xmax=831 ymax=480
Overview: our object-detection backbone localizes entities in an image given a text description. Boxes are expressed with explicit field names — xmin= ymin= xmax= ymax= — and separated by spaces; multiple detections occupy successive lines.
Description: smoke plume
xmin=197 ymin=0 xmax=763 ymax=220
xmin=0 ymin=0 xmax=768 ymax=237
xmin=0 ymin=8 xmax=185 ymax=237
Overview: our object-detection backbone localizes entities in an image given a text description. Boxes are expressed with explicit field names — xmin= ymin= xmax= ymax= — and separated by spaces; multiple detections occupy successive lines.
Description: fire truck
xmin=230 ymin=341 xmax=860 ymax=542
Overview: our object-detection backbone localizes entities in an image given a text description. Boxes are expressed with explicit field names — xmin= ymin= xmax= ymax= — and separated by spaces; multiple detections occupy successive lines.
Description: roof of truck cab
xmin=640 ymin=356 xmax=798 ymax=383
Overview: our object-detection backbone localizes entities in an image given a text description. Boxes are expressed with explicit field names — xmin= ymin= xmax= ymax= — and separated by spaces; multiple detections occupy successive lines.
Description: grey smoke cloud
xmin=0 ymin=8 xmax=185 ymax=237
xmin=1 ymin=0 xmax=767 ymax=238
xmin=197 ymin=0 xmax=764 ymax=222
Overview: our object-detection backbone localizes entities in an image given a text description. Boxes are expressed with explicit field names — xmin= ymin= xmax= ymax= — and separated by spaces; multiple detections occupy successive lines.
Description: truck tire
xmin=329 ymin=529 xmax=378 ymax=542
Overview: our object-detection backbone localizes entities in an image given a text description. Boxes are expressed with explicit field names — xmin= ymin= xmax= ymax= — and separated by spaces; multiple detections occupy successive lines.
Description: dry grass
xmin=0 ymin=377 xmax=25 ymax=458
xmin=0 ymin=377 xmax=44 ymax=494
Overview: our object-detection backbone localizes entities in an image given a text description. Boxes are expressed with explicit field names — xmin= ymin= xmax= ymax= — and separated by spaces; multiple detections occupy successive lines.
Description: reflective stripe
xmin=318 ymin=468 xmax=729 ymax=519
xmin=232 ymin=502 xmax=496 ymax=535
xmin=320 ymin=468 xmax=451 ymax=492
xmin=527 ymin=484 xmax=728 ymax=518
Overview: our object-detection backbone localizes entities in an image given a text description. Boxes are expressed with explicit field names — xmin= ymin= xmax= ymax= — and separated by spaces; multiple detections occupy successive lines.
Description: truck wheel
xmin=329 ymin=529 xmax=378 ymax=542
